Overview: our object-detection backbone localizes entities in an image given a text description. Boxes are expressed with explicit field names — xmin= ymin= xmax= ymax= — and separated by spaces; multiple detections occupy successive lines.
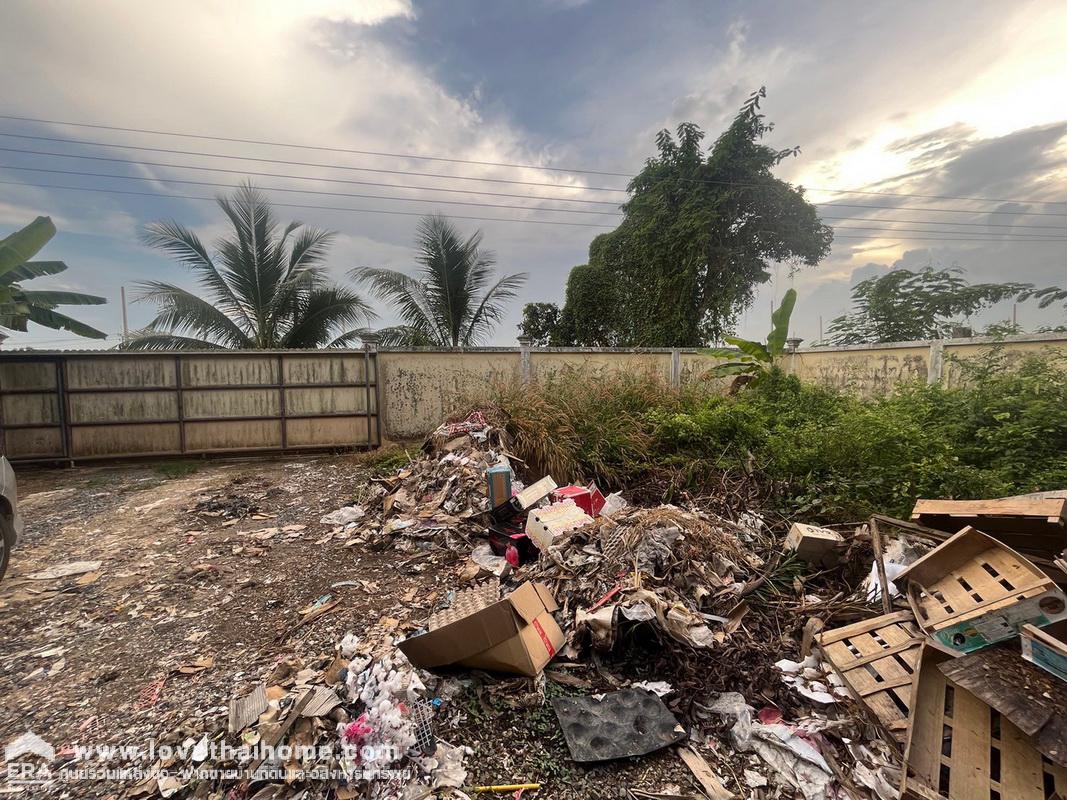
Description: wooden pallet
xmin=897 ymin=526 xmax=1067 ymax=654
xmin=817 ymin=611 xmax=923 ymax=743
xmin=901 ymin=645 xmax=1067 ymax=800
xmin=911 ymin=497 xmax=1067 ymax=558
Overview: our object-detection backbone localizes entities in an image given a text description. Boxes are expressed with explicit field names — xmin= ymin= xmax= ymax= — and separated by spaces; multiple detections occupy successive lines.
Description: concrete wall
xmin=788 ymin=332 xmax=1067 ymax=396
xmin=3 ymin=333 xmax=1064 ymax=459
xmin=375 ymin=333 xmax=1067 ymax=436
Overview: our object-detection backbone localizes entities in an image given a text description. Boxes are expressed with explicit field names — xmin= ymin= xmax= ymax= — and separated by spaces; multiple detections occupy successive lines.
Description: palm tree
xmin=125 ymin=183 xmax=375 ymax=350
xmin=0 ymin=216 xmax=107 ymax=340
xmin=353 ymin=214 xmax=527 ymax=347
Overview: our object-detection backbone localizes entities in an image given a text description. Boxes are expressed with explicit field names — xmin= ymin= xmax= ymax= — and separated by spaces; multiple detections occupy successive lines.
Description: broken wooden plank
xmin=938 ymin=645 xmax=1067 ymax=767
xmin=228 ymin=684 xmax=267 ymax=733
xmin=911 ymin=497 xmax=1067 ymax=559
xmin=678 ymin=746 xmax=734 ymax=800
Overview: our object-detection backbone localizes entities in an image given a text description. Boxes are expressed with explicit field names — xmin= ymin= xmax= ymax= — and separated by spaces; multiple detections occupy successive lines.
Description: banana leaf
xmin=27 ymin=305 xmax=107 ymax=339
xmin=767 ymin=288 xmax=797 ymax=357
xmin=0 ymin=217 xmax=56 ymax=279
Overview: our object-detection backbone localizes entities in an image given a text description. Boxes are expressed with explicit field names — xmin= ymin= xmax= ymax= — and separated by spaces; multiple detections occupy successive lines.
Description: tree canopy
xmin=125 ymin=183 xmax=374 ymax=350
xmin=826 ymin=267 xmax=1033 ymax=345
xmin=525 ymin=88 xmax=831 ymax=347
xmin=0 ymin=216 xmax=107 ymax=340
xmin=355 ymin=214 xmax=526 ymax=348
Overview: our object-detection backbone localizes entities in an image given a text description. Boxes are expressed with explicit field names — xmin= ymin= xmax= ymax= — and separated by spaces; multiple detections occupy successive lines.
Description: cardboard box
xmin=784 ymin=523 xmax=844 ymax=567
xmin=901 ymin=644 xmax=1067 ymax=799
xmin=1021 ymin=620 xmax=1067 ymax=684
xmin=398 ymin=581 xmax=564 ymax=677
xmin=553 ymin=483 xmax=607 ymax=517
xmin=486 ymin=464 xmax=512 ymax=509
xmin=526 ymin=501 xmax=593 ymax=550
xmin=897 ymin=526 xmax=1067 ymax=654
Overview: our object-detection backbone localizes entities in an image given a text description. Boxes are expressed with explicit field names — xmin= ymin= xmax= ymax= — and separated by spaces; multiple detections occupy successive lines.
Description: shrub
xmin=483 ymin=352 xmax=1067 ymax=523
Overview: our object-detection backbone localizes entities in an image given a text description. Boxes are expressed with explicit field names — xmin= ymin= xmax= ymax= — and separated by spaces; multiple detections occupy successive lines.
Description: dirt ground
xmin=0 ymin=456 xmax=701 ymax=799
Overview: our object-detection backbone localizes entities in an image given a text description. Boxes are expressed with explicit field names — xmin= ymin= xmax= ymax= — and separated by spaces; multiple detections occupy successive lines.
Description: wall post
xmin=517 ymin=336 xmax=533 ymax=385
xmin=927 ymin=339 xmax=945 ymax=385
xmin=670 ymin=348 xmax=681 ymax=388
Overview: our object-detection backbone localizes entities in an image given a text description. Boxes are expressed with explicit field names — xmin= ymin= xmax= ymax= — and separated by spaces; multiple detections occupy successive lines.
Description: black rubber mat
xmin=551 ymin=688 xmax=687 ymax=762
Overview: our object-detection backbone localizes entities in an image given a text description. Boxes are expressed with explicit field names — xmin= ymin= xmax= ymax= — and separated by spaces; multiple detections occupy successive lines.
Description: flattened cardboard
xmin=897 ymin=526 xmax=1067 ymax=654
xmin=398 ymin=581 xmax=563 ymax=677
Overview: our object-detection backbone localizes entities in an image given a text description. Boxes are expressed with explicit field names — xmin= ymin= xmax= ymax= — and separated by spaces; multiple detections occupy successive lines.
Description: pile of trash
xmin=142 ymin=410 xmax=1067 ymax=799
xmin=317 ymin=413 xmax=510 ymax=555
xmin=530 ymin=504 xmax=765 ymax=652
xmin=123 ymin=624 xmax=476 ymax=800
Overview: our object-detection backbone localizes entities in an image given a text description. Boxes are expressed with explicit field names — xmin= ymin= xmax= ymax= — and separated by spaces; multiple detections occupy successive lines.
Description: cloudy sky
xmin=0 ymin=0 xmax=1065 ymax=349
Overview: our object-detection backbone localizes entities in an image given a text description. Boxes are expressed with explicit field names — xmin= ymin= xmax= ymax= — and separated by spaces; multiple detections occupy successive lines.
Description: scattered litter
xmin=320 ymin=505 xmax=366 ymax=526
xmin=708 ymin=692 xmax=834 ymax=800
xmin=631 ymin=680 xmax=673 ymax=696
xmin=27 ymin=560 xmax=102 ymax=580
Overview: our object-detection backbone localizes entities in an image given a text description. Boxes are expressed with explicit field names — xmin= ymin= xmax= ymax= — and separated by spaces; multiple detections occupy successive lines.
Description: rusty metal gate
xmin=0 ymin=350 xmax=380 ymax=463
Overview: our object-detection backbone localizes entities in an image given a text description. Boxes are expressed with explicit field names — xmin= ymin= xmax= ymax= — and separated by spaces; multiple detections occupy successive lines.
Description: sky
xmin=0 ymin=0 xmax=1065 ymax=349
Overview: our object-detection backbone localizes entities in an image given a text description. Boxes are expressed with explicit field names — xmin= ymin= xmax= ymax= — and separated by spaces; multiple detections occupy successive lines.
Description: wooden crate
xmin=939 ymin=646 xmax=1067 ymax=768
xmin=817 ymin=611 xmax=923 ymax=743
xmin=911 ymin=497 xmax=1067 ymax=558
xmin=897 ymin=527 xmax=1067 ymax=654
xmin=901 ymin=645 xmax=1067 ymax=799
xmin=1021 ymin=620 xmax=1067 ymax=684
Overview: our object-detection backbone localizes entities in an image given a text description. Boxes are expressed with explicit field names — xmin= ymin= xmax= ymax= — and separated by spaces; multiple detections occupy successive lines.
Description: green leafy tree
xmin=519 ymin=302 xmax=561 ymax=346
xmin=553 ymin=88 xmax=830 ymax=347
xmin=704 ymin=288 xmax=796 ymax=377
xmin=125 ymin=183 xmax=374 ymax=350
xmin=0 ymin=216 xmax=106 ymax=340
xmin=827 ymin=267 xmax=1032 ymax=345
xmin=354 ymin=213 xmax=527 ymax=347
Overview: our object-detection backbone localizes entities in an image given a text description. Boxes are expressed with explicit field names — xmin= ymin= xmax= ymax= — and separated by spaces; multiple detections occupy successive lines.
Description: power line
xmin=0 ymin=113 xmax=634 ymax=178
xmin=0 ymin=178 xmax=618 ymax=228
xmin=0 ymin=163 xmax=623 ymax=217
xmin=4 ymin=136 xmax=1067 ymax=219
xmin=1 ymin=115 xmax=1065 ymax=205
xmin=830 ymin=233 xmax=1064 ymax=243
xmin=819 ymin=214 xmax=1067 ymax=231
xmin=6 ymin=178 xmax=1066 ymax=245
xmin=0 ymin=139 xmax=627 ymax=192
xmin=817 ymin=201 xmax=1067 ymax=218
xmin=829 ymin=225 xmax=1067 ymax=240
xmin=0 ymin=141 xmax=625 ymax=207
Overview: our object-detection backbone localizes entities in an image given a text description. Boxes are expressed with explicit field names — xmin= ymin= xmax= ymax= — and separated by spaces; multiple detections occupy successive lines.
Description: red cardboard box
xmin=553 ymin=483 xmax=606 ymax=517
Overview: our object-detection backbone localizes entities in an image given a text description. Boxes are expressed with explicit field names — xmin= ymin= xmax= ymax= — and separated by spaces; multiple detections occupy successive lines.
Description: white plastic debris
xmin=632 ymin=680 xmax=673 ymax=696
xmin=599 ymin=492 xmax=628 ymax=519
xmin=775 ymin=655 xmax=848 ymax=704
xmin=708 ymin=692 xmax=834 ymax=800
xmin=320 ymin=505 xmax=365 ymax=526
xmin=471 ymin=543 xmax=508 ymax=575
